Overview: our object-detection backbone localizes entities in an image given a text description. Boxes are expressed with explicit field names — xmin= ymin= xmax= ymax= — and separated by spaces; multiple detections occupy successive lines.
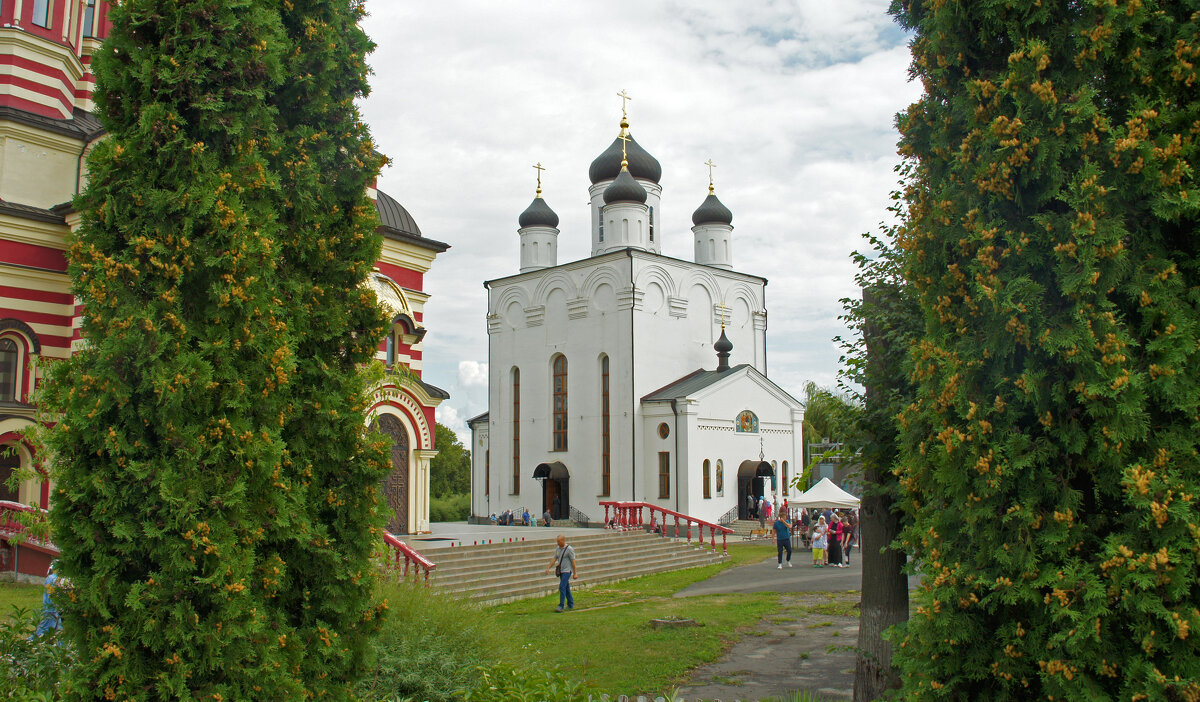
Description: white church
xmin=468 ymin=104 xmax=805 ymax=527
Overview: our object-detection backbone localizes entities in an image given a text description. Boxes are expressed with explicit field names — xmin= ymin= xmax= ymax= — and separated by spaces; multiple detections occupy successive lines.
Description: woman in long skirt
xmin=828 ymin=514 xmax=844 ymax=567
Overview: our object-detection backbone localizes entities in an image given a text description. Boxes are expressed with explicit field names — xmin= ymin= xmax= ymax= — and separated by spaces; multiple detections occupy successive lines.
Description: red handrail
xmin=382 ymin=531 xmax=436 ymax=586
xmin=0 ymin=500 xmax=58 ymax=555
xmin=598 ymin=501 xmax=732 ymax=554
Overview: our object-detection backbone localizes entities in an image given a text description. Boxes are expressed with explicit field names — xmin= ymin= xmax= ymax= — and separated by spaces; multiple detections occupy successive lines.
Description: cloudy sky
xmin=358 ymin=1 xmax=922 ymax=442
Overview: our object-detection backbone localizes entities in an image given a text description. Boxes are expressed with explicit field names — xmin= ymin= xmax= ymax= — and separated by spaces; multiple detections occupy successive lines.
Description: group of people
xmin=803 ymin=509 xmax=856 ymax=568
xmin=490 ymin=508 xmax=553 ymax=527
xmin=762 ymin=506 xmax=859 ymax=569
xmin=747 ymin=494 xmax=786 ymax=528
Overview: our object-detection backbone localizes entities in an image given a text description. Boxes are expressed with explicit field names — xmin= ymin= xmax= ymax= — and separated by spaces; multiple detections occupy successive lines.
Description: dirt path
xmin=674 ymin=591 xmax=858 ymax=701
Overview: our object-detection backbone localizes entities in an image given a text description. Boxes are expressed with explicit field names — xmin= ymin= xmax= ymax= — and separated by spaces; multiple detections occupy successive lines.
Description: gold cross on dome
xmin=616 ymin=89 xmax=632 ymax=119
xmin=533 ymin=162 xmax=545 ymax=193
xmin=705 ymin=159 xmax=717 ymax=193
xmin=617 ymin=133 xmax=630 ymax=164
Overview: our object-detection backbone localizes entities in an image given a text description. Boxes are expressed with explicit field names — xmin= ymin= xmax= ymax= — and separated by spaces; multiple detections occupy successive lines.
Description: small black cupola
xmin=715 ymin=327 xmax=733 ymax=371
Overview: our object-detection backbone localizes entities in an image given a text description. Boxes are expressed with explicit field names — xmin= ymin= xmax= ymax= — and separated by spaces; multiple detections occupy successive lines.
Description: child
xmin=811 ymin=516 xmax=828 ymax=567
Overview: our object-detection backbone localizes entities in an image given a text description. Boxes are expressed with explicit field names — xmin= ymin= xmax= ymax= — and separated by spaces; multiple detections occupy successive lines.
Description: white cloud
xmin=361 ymin=0 xmax=918 ymax=418
xmin=434 ymin=405 xmax=467 ymax=446
xmin=457 ymin=361 xmax=489 ymax=389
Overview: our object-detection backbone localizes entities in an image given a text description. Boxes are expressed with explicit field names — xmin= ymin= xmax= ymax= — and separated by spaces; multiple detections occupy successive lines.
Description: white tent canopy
xmin=791 ymin=477 xmax=861 ymax=509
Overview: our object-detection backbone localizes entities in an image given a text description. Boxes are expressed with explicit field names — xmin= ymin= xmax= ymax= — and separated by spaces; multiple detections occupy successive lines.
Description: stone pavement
xmin=672 ymin=551 xmax=918 ymax=702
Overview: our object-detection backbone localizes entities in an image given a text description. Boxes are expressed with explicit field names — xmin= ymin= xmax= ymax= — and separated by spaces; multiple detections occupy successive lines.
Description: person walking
xmin=542 ymin=508 xmax=552 ymax=527
xmin=747 ymin=492 xmax=756 ymax=519
xmin=811 ymin=516 xmax=828 ymax=567
xmin=843 ymin=513 xmax=857 ymax=565
xmin=772 ymin=513 xmax=792 ymax=569
xmin=544 ymin=534 xmax=578 ymax=612
xmin=757 ymin=497 xmax=767 ymax=529
xmin=828 ymin=514 xmax=845 ymax=567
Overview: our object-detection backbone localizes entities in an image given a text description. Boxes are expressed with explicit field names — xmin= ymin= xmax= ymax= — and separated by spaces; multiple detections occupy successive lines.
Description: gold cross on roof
xmin=705 ymin=159 xmax=717 ymax=193
xmin=617 ymin=133 xmax=630 ymax=166
xmin=533 ymin=162 xmax=545 ymax=195
xmin=616 ymin=89 xmax=632 ymax=119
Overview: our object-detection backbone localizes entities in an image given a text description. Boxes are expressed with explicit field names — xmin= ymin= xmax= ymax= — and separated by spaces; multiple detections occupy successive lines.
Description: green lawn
xmin=0 ymin=581 xmax=44 ymax=622
xmin=488 ymin=543 xmax=781 ymax=696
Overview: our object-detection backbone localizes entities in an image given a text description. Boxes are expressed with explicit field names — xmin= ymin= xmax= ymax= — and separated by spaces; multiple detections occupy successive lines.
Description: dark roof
xmin=518 ymin=196 xmax=559 ymax=229
xmin=0 ymin=200 xmax=66 ymax=225
xmin=0 ymin=106 xmax=104 ymax=141
xmin=692 ymin=192 xmax=733 ymax=226
xmin=467 ymin=412 xmax=489 ymax=426
xmin=376 ymin=190 xmax=422 ymax=237
xmin=603 ymin=168 xmax=647 ymax=205
xmin=589 ymin=132 xmax=661 ymax=184
xmin=375 ymin=189 xmax=450 ymax=253
xmin=641 ymin=364 xmax=751 ymax=402
xmin=418 ymin=378 xmax=450 ymax=400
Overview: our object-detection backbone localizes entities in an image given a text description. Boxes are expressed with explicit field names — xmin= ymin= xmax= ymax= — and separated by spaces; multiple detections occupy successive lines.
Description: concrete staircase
xmin=413 ymin=530 xmax=727 ymax=605
xmin=727 ymin=519 xmax=769 ymax=538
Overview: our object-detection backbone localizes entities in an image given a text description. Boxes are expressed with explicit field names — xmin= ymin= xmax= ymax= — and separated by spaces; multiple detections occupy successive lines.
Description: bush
xmin=0 ymin=606 xmax=75 ymax=699
xmin=429 ymin=493 xmax=469 ymax=522
xmin=457 ymin=665 xmax=587 ymax=702
xmin=356 ymin=581 xmax=512 ymax=702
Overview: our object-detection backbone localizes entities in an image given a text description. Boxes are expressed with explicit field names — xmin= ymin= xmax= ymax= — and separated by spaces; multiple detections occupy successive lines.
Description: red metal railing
xmin=382 ymin=531 xmax=436 ymax=586
xmin=0 ymin=500 xmax=58 ymax=555
xmin=599 ymin=501 xmax=732 ymax=554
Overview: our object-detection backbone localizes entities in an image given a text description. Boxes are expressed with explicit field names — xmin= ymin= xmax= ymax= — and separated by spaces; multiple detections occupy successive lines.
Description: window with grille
xmin=512 ymin=367 xmax=520 ymax=494
xmin=552 ymin=355 xmax=567 ymax=451
xmin=600 ymin=355 xmax=610 ymax=496
xmin=0 ymin=339 xmax=17 ymax=401
xmin=703 ymin=460 xmax=711 ymax=499
xmin=658 ymin=452 xmax=670 ymax=499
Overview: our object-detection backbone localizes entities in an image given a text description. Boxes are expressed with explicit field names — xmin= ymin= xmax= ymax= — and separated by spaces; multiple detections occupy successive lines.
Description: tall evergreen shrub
xmin=890 ymin=1 xmax=1200 ymax=699
xmin=268 ymin=0 xmax=391 ymax=695
xmin=44 ymin=0 xmax=306 ymax=697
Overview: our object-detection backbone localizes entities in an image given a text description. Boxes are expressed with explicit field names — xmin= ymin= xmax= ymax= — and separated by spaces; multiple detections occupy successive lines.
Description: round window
xmin=658 ymin=423 xmax=670 ymax=439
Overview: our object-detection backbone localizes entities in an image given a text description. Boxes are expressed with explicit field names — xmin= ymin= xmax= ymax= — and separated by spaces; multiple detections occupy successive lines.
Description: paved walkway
xmin=673 ymin=552 xmax=918 ymax=702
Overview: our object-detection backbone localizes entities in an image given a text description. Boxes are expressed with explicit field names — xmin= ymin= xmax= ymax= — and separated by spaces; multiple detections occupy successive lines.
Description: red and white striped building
xmin=1 ymin=1 xmax=449 ymax=580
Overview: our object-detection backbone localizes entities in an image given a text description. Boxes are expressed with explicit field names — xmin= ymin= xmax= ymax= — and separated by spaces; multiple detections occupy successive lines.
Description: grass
xmin=0 ymin=581 xmax=43 ymax=622
xmin=488 ymin=557 xmax=779 ymax=697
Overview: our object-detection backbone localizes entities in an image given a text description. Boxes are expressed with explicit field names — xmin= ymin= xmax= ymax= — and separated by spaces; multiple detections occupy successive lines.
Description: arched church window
xmin=0 ymin=447 xmax=18 ymax=502
xmin=649 ymin=206 xmax=655 ymax=242
xmin=782 ymin=460 xmax=789 ymax=496
xmin=599 ymin=218 xmax=604 ymax=242
xmin=31 ymin=0 xmax=51 ymax=27
xmin=622 ymin=218 xmax=629 ymax=239
xmin=512 ymin=367 xmax=520 ymax=495
xmin=84 ymin=0 xmax=98 ymax=37
xmin=703 ymin=459 xmax=711 ymax=499
xmin=385 ymin=332 xmax=395 ymax=367
xmin=709 ymin=239 xmax=716 ymax=259
xmin=600 ymin=355 xmax=610 ymax=496
xmin=0 ymin=338 xmax=17 ymax=401
xmin=552 ymin=355 xmax=567 ymax=451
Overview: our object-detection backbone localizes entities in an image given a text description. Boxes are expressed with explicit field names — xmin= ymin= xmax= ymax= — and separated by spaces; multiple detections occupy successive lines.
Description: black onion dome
xmin=691 ymin=193 xmax=733 ymax=226
xmin=376 ymin=190 xmax=422 ymax=237
xmin=714 ymin=328 xmax=733 ymax=354
xmin=603 ymin=168 xmax=648 ymax=204
xmin=589 ymin=133 xmax=662 ymax=184
xmin=518 ymin=196 xmax=559 ymax=228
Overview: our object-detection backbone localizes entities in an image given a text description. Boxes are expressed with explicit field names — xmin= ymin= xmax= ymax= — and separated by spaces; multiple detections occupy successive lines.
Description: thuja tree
xmin=43 ymin=0 xmax=307 ymax=697
xmin=889 ymin=1 xmax=1200 ymax=699
xmin=267 ymin=0 xmax=391 ymax=695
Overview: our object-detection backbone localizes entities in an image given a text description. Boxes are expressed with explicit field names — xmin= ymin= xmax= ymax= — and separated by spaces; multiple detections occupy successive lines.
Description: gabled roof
xmin=641 ymin=363 xmax=803 ymax=411
xmin=641 ymin=365 xmax=747 ymax=402
xmin=467 ymin=411 xmax=489 ymax=426
xmin=418 ymin=378 xmax=450 ymax=400
xmin=0 ymin=200 xmax=65 ymax=225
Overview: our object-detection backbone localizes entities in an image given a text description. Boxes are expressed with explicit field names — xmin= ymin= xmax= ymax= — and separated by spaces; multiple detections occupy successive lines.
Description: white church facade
xmin=469 ymin=107 xmax=804 ymax=526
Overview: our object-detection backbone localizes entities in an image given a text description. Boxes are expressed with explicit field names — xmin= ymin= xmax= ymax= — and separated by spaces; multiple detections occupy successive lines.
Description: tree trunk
xmin=853 ymin=466 xmax=908 ymax=700
xmin=854 ymin=286 xmax=911 ymax=700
